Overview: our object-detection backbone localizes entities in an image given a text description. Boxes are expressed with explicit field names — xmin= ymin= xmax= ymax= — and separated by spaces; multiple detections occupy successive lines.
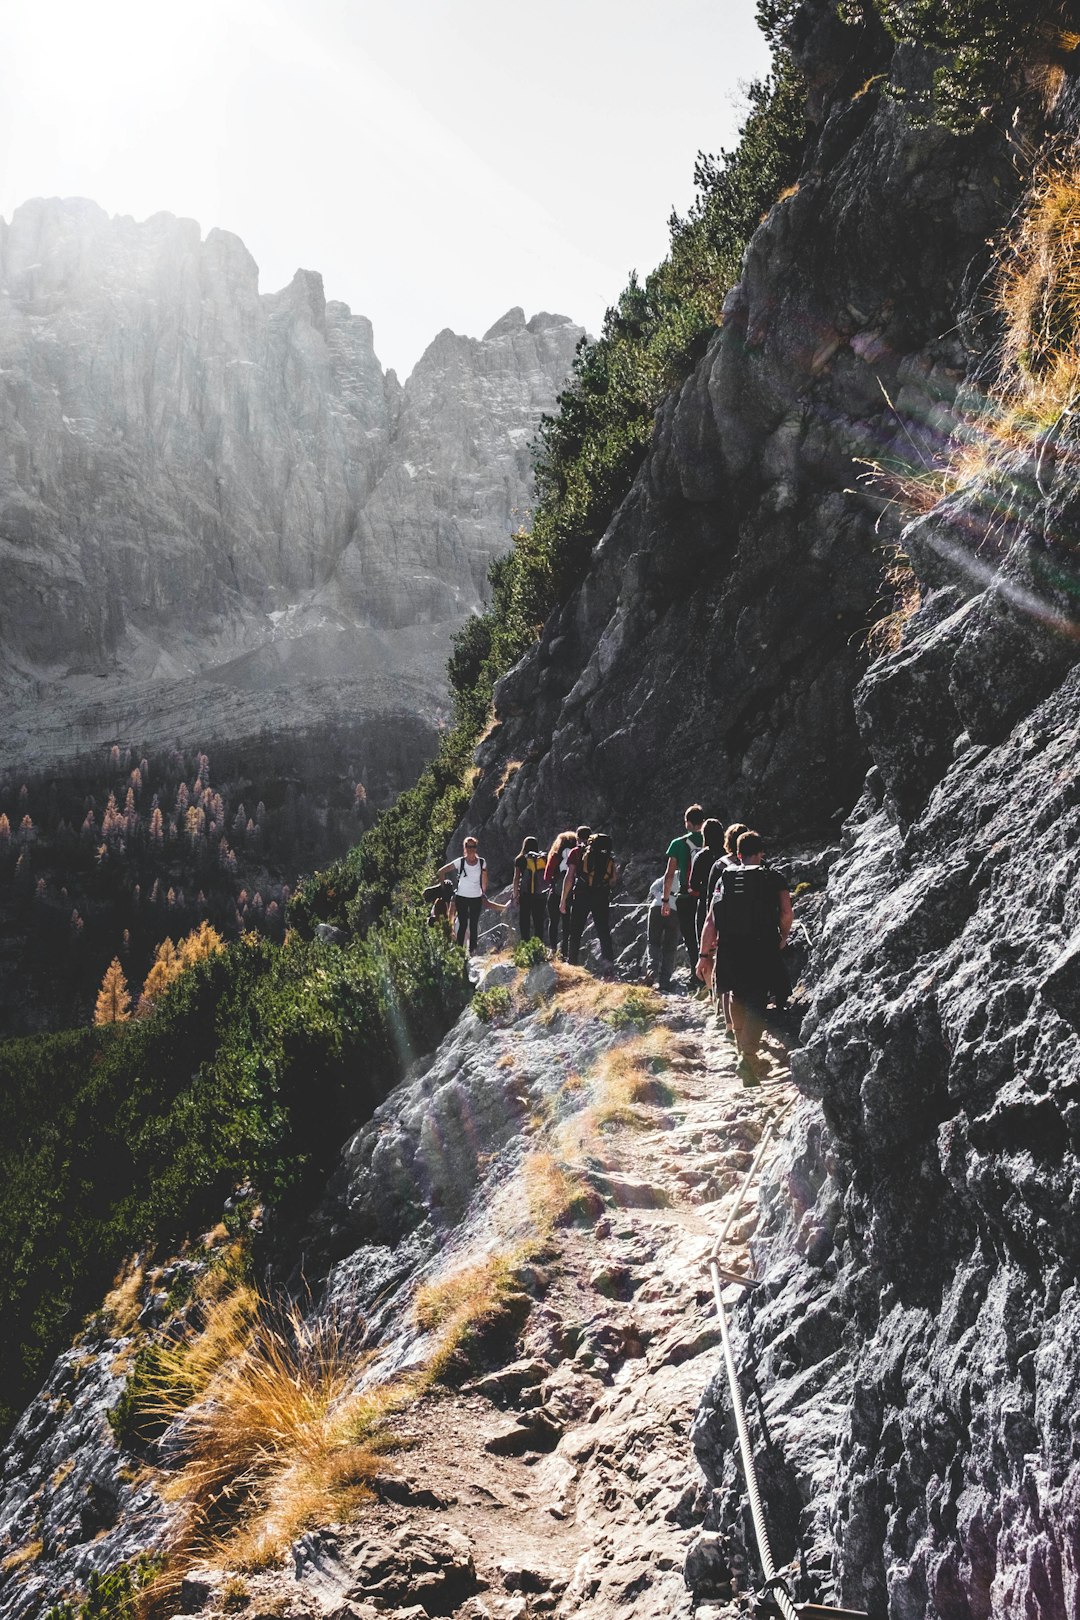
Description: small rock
xmin=588 ymin=1262 xmax=635 ymax=1300
xmin=315 ymin=924 xmax=347 ymax=946
xmin=465 ymin=1358 xmax=549 ymax=1406
xmin=497 ymin=1560 xmax=554 ymax=1593
xmin=524 ymin=961 xmax=558 ymax=999
xmin=484 ymin=1410 xmax=563 ymax=1455
xmin=180 ymin=1571 xmax=221 ymax=1611
xmin=370 ymin=1472 xmax=451 ymax=1509
xmin=684 ymin=1531 xmax=732 ymax=1598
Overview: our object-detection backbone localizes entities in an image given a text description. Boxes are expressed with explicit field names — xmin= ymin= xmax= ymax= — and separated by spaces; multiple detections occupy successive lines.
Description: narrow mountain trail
xmin=220 ymin=987 xmax=799 ymax=1620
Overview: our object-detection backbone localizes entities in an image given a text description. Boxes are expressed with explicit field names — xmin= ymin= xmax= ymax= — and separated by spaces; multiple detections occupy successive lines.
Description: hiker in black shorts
xmin=564 ymin=832 xmax=617 ymax=968
xmin=697 ymin=829 xmax=791 ymax=1086
xmin=704 ymin=822 xmax=748 ymax=1034
xmin=661 ymin=804 xmax=705 ymax=980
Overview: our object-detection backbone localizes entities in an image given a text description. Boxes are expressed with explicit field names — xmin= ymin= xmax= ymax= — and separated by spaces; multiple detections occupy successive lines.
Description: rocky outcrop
xmin=466 ymin=8 xmax=1020 ymax=870
xmin=0 ymin=199 xmax=582 ymax=775
xmin=684 ymin=30 xmax=1080 ymax=1620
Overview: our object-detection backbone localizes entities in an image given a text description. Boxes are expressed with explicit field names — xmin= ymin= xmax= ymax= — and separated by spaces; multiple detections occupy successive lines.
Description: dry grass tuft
xmin=144 ymin=1303 xmax=409 ymax=1597
xmin=590 ymin=1032 xmax=675 ymax=1128
xmin=866 ymin=546 xmax=922 ymax=656
xmin=101 ymin=1252 xmax=151 ymax=1338
xmin=1 ymin=1540 xmax=42 ymax=1573
xmin=414 ymin=1249 xmax=533 ymax=1383
xmin=521 ymin=1151 xmax=603 ymax=1229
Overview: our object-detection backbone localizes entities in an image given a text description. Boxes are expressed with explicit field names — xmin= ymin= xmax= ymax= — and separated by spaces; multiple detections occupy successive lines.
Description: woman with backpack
xmin=563 ymin=831 xmax=617 ymax=969
xmin=437 ymin=836 xmax=489 ymax=953
xmin=545 ymin=825 xmax=590 ymax=957
xmin=513 ymin=835 xmax=548 ymax=943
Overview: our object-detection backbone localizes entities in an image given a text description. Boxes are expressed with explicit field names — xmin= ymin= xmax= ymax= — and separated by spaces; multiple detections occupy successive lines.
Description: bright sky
xmin=0 ymin=0 xmax=770 ymax=379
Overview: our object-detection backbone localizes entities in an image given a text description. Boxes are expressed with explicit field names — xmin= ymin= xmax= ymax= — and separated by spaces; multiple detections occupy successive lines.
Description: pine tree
xmin=95 ymin=959 xmax=131 ymax=1024
xmin=136 ymin=937 xmax=179 ymax=1017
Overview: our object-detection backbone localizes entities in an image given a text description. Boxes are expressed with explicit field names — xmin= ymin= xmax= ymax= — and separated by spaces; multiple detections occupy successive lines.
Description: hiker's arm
xmin=778 ymin=889 xmax=793 ymax=947
xmin=481 ymin=865 xmax=488 ymax=896
xmin=560 ymin=869 xmax=573 ymax=913
xmin=512 ymin=868 xmax=520 ymax=904
xmin=661 ymin=856 xmax=676 ymax=911
xmin=697 ymin=913 xmax=717 ymax=985
xmin=436 ymin=861 xmax=454 ymax=880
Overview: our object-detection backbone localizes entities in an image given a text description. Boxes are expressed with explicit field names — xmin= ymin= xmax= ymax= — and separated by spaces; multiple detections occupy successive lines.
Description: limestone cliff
xmin=0 ymin=198 xmax=582 ymax=775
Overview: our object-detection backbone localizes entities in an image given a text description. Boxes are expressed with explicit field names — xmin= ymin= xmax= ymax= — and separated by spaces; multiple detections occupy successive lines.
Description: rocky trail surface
xmin=0 ymin=959 xmax=802 ymax=1620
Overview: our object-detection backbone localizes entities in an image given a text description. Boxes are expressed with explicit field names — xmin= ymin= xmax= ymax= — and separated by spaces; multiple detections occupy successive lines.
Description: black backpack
xmin=688 ymin=844 xmax=717 ymax=899
xmin=581 ymin=834 xmax=616 ymax=890
xmin=712 ymin=864 xmax=779 ymax=942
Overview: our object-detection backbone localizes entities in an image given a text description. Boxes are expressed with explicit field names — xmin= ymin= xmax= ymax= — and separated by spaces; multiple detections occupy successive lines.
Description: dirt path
xmin=236 ymin=996 xmax=798 ymax=1620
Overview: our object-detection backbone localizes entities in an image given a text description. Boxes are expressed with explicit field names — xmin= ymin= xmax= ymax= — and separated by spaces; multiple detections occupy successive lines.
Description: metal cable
xmin=707 ymin=1102 xmax=799 ymax=1620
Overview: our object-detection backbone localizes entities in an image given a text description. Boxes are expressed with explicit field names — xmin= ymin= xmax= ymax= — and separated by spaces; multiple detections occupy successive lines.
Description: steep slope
xmin=466 ymin=7 xmax=1019 ymax=865
xmin=0 ymin=964 xmax=795 ymax=1620
xmin=0 ymin=199 xmax=582 ymax=776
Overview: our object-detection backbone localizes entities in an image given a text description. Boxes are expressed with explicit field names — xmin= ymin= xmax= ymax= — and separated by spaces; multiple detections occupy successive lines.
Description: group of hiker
xmin=649 ymin=804 xmax=792 ymax=1083
xmin=432 ymin=825 xmax=618 ymax=967
xmin=429 ymin=803 xmax=791 ymax=1085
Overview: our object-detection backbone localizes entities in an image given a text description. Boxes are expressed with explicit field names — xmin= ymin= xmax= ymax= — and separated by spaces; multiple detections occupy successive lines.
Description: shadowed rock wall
xmin=689 ymin=29 xmax=1080 ymax=1620
xmin=465 ymin=6 xmax=1019 ymax=871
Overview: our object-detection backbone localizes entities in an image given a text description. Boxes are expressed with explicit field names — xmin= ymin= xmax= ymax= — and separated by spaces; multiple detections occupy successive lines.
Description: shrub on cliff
xmin=0 ymin=915 xmax=467 ymax=1437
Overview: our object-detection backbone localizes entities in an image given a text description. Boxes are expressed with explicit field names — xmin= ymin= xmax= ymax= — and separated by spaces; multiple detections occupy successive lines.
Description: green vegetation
xmin=512 ymin=936 xmax=549 ymax=969
xmin=44 ymin=1558 xmax=160 ymax=1620
xmin=471 ymin=984 xmax=513 ymax=1025
xmin=603 ymin=987 xmax=661 ymax=1032
xmin=0 ymin=916 xmax=467 ymax=1435
xmin=292 ymin=22 xmax=806 ymax=935
xmin=842 ymin=0 xmax=1065 ymax=132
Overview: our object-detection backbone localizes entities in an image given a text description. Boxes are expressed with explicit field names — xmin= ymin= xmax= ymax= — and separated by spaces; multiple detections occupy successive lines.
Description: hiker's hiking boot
xmin=737 ymin=1055 xmax=762 ymax=1088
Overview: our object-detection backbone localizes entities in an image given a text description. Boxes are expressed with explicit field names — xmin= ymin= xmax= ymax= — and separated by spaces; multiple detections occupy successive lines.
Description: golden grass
xmin=143 ymin=1304 xmax=410 ymax=1602
xmin=414 ymin=1248 xmax=532 ymax=1383
xmin=101 ymin=1252 xmax=150 ymax=1338
xmin=866 ymin=546 xmax=922 ymax=656
xmin=521 ymin=1150 xmax=602 ymax=1229
xmin=494 ymin=759 xmax=523 ymax=798
xmin=1 ymin=1541 xmax=42 ymax=1573
xmin=860 ymin=162 xmax=1080 ymax=653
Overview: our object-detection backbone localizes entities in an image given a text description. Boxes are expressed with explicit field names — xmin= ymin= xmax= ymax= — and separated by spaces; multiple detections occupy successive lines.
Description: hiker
xmin=645 ymin=872 xmax=680 ymax=993
xmin=544 ymin=830 xmax=577 ymax=952
xmin=661 ymin=803 xmax=706 ymax=976
xmin=547 ymin=824 xmax=591 ymax=957
xmin=703 ymin=821 xmax=748 ymax=1032
xmin=421 ymin=873 xmax=456 ymax=934
xmin=697 ymin=829 xmax=791 ymax=1086
xmin=513 ymin=835 xmax=548 ymax=943
xmin=563 ymin=831 xmax=617 ymax=969
xmin=437 ymin=836 xmax=489 ymax=953
xmin=687 ymin=818 xmax=727 ymax=948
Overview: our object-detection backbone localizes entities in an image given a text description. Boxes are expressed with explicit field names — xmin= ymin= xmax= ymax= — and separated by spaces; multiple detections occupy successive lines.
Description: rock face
xmin=0 ymin=197 xmax=582 ymax=774
xmin=685 ymin=31 xmax=1080 ymax=1620
xmin=466 ymin=7 xmax=1019 ymax=870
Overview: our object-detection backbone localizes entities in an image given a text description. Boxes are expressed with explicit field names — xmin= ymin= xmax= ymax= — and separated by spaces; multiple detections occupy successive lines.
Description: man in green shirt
xmin=661 ymin=803 xmax=706 ymax=975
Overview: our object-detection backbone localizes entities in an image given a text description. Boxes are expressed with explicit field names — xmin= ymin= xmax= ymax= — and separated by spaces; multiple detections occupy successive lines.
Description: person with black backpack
xmin=512 ymin=835 xmax=548 ymax=943
xmin=697 ymin=829 xmax=791 ymax=1085
xmin=563 ymin=831 xmax=617 ymax=969
xmin=546 ymin=824 xmax=590 ymax=957
xmin=687 ymin=818 xmax=726 ymax=951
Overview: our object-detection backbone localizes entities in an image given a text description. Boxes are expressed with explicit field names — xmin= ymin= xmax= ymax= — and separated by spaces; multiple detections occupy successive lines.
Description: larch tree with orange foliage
xmin=95 ymin=959 xmax=132 ymax=1025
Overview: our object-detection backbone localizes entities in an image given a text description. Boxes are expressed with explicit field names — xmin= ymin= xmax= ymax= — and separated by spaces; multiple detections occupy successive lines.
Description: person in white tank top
xmin=438 ymin=837 xmax=487 ymax=950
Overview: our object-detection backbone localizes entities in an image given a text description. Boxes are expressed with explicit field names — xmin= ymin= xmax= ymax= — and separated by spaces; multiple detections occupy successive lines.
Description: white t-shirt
xmin=455 ymin=854 xmax=486 ymax=898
